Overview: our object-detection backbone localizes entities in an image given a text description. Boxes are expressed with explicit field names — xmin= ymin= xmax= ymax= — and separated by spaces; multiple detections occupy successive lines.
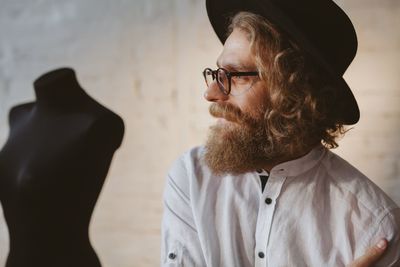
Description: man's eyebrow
xmin=216 ymin=60 xmax=255 ymax=71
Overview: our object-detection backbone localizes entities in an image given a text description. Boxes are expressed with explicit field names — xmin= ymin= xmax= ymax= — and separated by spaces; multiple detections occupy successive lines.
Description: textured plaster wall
xmin=0 ymin=0 xmax=399 ymax=266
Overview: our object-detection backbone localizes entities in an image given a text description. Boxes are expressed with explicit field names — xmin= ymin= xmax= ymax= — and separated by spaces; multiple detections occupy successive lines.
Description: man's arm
xmin=161 ymin=156 xmax=207 ymax=266
xmin=363 ymin=209 xmax=400 ymax=266
xmin=349 ymin=207 xmax=400 ymax=267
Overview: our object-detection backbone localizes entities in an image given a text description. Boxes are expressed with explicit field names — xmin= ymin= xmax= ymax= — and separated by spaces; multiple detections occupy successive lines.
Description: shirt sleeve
xmin=161 ymin=155 xmax=206 ymax=266
xmin=360 ymin=207 xmax=400 ymax=267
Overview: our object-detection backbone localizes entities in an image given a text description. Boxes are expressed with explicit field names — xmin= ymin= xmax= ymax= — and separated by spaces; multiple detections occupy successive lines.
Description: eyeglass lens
xmin=204 ymin=68 xmax=229 ymax=94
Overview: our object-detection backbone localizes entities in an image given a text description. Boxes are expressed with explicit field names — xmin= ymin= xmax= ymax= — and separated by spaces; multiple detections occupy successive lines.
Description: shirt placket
xmin=254 ymin=174 xmax=286 ymax=267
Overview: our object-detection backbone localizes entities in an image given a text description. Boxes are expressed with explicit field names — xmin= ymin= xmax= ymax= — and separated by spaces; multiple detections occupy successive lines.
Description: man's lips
xmin=209 ymin=103 xmax=255 ymax=126
xmin=209 ymin=103 xmax=241 ymax=121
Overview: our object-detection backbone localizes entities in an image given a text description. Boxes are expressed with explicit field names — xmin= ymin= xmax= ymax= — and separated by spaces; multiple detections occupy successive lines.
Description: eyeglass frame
xmin=202 ymin=67 xmax=259 ymax=95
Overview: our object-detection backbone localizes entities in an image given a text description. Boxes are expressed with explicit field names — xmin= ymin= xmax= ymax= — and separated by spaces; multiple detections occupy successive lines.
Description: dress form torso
xmin=0 ymin=68 xmax=125 ymax=267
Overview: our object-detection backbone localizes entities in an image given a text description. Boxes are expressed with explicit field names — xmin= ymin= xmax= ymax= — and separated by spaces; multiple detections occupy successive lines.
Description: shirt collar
xmin=269 ymin=145 xmax=326 ymax=177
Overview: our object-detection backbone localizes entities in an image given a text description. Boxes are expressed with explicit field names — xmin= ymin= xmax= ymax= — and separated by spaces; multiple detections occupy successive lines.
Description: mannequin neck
xmin=33 ymin=68 xmax=88 ymax=109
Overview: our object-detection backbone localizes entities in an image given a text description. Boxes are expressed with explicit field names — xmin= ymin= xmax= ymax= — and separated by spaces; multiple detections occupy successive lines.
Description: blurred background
xmin=0 ymin=0 xmax=399 ymax=266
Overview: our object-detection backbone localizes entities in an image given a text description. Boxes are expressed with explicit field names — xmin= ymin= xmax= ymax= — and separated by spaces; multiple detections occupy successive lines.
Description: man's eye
xmin=232 ymin=76 xmax=250 ymax=83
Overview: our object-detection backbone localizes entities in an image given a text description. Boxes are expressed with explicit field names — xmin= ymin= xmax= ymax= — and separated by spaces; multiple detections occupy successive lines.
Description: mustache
xmin=209 ymin=103 xmax=258 ymax=126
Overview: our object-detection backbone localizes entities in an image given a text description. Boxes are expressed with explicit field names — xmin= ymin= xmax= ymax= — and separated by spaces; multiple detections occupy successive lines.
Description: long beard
xmin=203 ymin=102 xmax=281 ymax=176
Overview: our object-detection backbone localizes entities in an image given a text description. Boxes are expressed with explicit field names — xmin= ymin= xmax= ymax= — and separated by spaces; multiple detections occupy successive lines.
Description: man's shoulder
xmin=169 ymin=145 xmax=205 ymax=172
xmin=321 ymin=149 xmax=399 ymax=212
xmin=322 ymin=149 xmax=366 ymax=178
xmin=166 ymin=146 xmax=208 ymax=187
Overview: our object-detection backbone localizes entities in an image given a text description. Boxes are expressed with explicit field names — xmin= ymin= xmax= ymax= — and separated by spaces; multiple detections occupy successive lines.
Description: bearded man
xmin=161 ymin=0 xmax=400 ymax=266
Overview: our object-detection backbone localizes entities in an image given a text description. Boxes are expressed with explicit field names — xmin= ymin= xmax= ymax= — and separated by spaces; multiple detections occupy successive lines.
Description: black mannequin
xmin=0 ymin=68 xmax=125 ymax=267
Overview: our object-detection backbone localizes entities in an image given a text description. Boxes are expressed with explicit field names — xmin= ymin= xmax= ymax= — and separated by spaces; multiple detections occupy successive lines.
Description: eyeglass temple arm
xmin=229 ymin=71 xmax=259 ymax=77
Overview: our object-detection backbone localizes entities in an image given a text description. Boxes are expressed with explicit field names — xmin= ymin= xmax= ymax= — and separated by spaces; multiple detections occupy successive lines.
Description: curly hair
xmin=228 ymin=12 xmax=346 ymax=154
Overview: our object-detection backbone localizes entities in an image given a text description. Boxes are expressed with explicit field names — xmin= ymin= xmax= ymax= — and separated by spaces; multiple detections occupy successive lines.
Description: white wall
xmin=0 ymin=0 xmax=399 ymax=266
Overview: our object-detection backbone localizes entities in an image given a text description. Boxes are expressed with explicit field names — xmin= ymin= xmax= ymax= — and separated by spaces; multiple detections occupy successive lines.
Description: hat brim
xmin=206 ymin=0 xmax=360 ymax=125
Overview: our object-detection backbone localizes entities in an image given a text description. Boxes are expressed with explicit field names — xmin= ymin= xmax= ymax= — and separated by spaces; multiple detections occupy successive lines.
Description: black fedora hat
xmin=206 ymin=0 xmax=360 ymax=125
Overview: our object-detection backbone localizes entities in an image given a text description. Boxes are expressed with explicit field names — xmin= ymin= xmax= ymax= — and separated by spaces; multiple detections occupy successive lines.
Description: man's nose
xmin=203 ymin=80 xmax=229 ymax=102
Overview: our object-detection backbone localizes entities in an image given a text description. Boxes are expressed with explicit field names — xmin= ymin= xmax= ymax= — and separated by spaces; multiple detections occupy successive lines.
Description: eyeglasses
xmin=203 ymin=67 xmax=259 ymax=96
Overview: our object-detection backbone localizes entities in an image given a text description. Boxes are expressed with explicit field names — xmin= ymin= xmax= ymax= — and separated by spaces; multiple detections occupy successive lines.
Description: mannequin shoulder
xmin=85 ymin=99 xmax=124 ymax=133
xmin=8 ymin=102 xmax=35 ymax=126
xmin=92 ymin=111 xmax=125 ymax=134
xmin=86 ymin=110 xmax=125 ymax=150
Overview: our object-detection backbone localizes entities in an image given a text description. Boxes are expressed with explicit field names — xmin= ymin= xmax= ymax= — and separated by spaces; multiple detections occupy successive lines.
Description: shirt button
xmin=258 ymin=252 xmax=265 ymax=258
xmin=265 ymin=197 xmax=272 ymax=204
xmin=168 ymin=253 xmax=176 ymax=260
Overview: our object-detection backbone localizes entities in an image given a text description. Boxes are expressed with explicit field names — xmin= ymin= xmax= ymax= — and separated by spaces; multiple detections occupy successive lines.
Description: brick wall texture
xmin=0 ymin=0 xmax=399 ymax=266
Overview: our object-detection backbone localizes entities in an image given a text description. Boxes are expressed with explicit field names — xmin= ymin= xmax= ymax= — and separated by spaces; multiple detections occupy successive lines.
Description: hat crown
xmin=268 ymin=0 xmax=358 ymax=76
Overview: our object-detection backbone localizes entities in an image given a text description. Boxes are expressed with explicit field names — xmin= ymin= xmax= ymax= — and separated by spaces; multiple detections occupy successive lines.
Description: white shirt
xmin=161 ymin=145 xmax=400 ymax=266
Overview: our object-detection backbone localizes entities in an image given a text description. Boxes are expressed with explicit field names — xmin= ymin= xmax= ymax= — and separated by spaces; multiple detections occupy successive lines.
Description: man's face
xmin=203 ymin=28 xmax=276 ymax=175
xmin=205 ymin=28 xmax=267 ymax=120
